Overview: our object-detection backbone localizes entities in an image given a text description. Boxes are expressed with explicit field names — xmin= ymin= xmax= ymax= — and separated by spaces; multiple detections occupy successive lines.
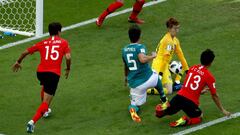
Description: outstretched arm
xmin=138 ymin=52 xmax=156 ymax=64
xmin=211 ymin=94 xmax=231 ymax=116
xmin=12 ymin=50 xmax=30 ymax=72
xmin=65 ymin=53 xmax=71 ymax=79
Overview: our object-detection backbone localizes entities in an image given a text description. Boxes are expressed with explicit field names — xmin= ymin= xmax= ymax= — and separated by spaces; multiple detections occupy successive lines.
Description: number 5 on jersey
xmin=45 ymin=45 xmax=59 ymax=60
xmin=127 ymin=54 xmax=137 ymax=71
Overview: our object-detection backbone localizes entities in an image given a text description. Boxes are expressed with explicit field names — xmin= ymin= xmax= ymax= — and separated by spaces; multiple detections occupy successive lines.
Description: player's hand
xmin=222 ymin=109 xmax=231 ymax=117
xmin=12 ymin=61 xmax=22 ymax=72
xmin=65 ymin=69 xmax=70 ymax=79
xmin=151 ymin=52 xmax=157 ymax=58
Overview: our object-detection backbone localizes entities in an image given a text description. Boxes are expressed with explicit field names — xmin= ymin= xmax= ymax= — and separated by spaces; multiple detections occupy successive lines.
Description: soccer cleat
xmin=129 ymin=108 xmax=141 ymax=123
xmin=96 ymin=17 xmax=104 ymax=27
xmin=147 ymin=88 xmax=159 ymax=95
xmin=155 ymin=101 xmax=170 ymax=118
xmin=26 ymin=120 xmax=35 ymax=133
xmin=173 ymin=82 xmax=182 ymax=91
xmin=169 ymin=116 xmax=188 ymax=127
xmin=128 ymin=17 xmax=145 ymax=24
xmin=43 ymin=108 xmax=52 ymax=118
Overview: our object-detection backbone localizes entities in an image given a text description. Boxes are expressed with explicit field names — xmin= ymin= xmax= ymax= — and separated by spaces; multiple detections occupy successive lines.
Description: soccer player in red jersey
xmin=12 ymin=22 xmax=71 ymax=133
xmin=155 ymin=49 xmax=231 ymax=127
xmin=96 ymin=0 xmax=145 ymax=27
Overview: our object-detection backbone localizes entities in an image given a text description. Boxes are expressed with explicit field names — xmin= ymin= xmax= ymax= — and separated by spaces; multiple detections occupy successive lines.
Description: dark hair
xmin=48 ymin=22 xmax=62 ymax=36
xmin=200 ymin=49 xmax=215 ymax=66
xmin=128 ymin=24 xmax=141 ymax=43
xmin=166 ymin=17 xmax=179 ymax=28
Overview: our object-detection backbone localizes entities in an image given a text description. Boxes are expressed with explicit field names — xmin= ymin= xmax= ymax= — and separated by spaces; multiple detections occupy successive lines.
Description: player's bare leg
xmin=163 ymin=83 xmax=173 ymax=95
xmin=27 ymin=92 xmax=53 ymax=133
xmin=128 ymin=0 xmax=145 ymax=24
xmin=96 ymin=0 xmax=124 ymax=27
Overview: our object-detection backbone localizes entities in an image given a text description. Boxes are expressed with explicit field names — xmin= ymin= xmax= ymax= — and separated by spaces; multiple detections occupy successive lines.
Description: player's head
xmin=166 ymin=17 xmax=180 ymax=37
xmin=200 ymin=49 xmax=215 ymax=66
xmin=48 ymin=22 xmax=62 ymax=36
xmin=128 ymin=24 xmax=141 ymax=43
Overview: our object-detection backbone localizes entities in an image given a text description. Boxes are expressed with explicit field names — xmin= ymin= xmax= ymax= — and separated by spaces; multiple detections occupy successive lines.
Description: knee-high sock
xmin=32 ymin=102 xmax=49 ymax=123
xmin=130 ymin=0 xmax=145 ymax=19
xmin=99 ymin=1 xmax=124 ymax=20
xmin=187 ymin=117 xmax=202 ymax=125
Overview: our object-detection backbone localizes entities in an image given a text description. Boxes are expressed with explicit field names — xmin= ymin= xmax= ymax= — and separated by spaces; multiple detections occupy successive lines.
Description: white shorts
xmin=130 ymin=71 xmax=159 ymax=106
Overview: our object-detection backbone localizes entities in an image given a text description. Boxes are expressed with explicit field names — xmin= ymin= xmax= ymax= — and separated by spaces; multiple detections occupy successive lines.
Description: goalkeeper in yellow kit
xmin=147 ymin=18 xmax=189 ymax=95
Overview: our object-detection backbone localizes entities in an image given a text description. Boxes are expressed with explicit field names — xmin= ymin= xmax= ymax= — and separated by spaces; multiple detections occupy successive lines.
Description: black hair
xmin=166 ymin=17 xmax=179 ymax=28
xmin=48 ymin=22 xmax=62 ymax=36
xmin=200 ymin=49 xmax=215 ymax=66
xmin=128 ymin=24 xmax=141 ymax=43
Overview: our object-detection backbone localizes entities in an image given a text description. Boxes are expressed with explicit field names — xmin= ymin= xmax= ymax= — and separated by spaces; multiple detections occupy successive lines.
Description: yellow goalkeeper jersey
xmin=152 ymin=32 xmax=189 ymax=73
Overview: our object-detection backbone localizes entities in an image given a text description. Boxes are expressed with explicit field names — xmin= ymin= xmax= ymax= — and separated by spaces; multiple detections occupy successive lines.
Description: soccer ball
xmin=169 ymin=61 xmax=182 ymax=74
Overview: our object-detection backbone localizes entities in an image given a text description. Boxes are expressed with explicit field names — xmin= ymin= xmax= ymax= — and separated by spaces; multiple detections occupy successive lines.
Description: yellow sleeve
xmin=158 ymin=39 xmax=171 ymax=73
xmin=175 ymin=40 xmax=189 ymax=71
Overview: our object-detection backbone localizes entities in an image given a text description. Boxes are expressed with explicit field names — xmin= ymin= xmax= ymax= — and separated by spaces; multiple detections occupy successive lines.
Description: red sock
xmin=99 ymin=1 xmax=124 ymax=20
xmin=41 ymin=86 xmax=44 ymax=101
xmin=32 ymin=102 xmax=48 ymax=123
xmin=187 ymin=117 xmax=202 ymax=125
xmin=130 ymin=0 xmax=145 ymax=19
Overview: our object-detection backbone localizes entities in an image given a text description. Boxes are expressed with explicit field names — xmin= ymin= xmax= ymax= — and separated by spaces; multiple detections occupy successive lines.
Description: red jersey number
xmin=185 ymin=73 xmax=201 ymax=91
xmin=45 ymin=45 xmax=60 ymax=60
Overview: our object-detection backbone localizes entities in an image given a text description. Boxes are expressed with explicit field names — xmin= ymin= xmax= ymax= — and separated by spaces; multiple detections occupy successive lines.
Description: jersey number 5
xmin=185 ymin=73 xmax=201 ymax=90
xmin=45 ymin=45 xmax=60 ymax=60
xmin=127 ymin=54 xmax=137 ymax=71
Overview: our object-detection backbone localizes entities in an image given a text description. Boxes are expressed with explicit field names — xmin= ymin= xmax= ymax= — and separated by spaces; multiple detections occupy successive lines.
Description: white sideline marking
xmin=172 ymin=112 xmax=240 ymax=135
xmin=0 ymin=0 xmax=166 ymax=50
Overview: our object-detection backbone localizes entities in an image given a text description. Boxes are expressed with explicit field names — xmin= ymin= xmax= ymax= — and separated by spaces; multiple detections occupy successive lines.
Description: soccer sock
xmin=130 ymin=0 xmax=145 ymax=19
xmin=41 ymin=86 xmax=44 ymax=101
xmin=32 ymin=102 xmax=49 ymax=123
xmin=187 ymin=117 xmax=202 ymax=125
xmin=99 ymin=1 xmax=124 ymax=20
xmin=128 ymin=105 xmax=139 ymax=113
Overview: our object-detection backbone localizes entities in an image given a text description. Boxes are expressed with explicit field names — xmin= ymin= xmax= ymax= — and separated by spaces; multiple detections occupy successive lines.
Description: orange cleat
xmin=169 ymin=116 xmax=189 ymax=127
xmin=129 ymin=108 xmax=141 ymax=123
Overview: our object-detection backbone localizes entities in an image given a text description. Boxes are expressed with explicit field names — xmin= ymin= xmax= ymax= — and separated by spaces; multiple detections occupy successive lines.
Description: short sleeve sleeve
xmin=137 ymin=44 xmax=147 ymax=55
xmin=64 ymin=41 xmax=71 ymax=54
xmin=206 ymin=73 xmax=217 ymax=95
xmin=27 ymin=42 xmax=40 ymax=54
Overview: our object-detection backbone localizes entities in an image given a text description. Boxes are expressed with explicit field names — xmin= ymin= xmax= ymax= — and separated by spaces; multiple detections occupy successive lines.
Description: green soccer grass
xmin=0 ymin=0 xmax=240 ymax=134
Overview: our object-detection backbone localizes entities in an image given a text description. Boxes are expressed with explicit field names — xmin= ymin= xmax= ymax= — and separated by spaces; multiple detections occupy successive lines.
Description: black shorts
xmin=165 ymin=94 xmax=202 ymax=118
xmin=37 ymin=72 xmax=60 ymax=96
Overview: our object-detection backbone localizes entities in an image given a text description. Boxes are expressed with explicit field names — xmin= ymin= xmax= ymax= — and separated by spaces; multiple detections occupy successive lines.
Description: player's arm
xmin=175 ymin=41 xmax=189 ymax=73
xmin=211 ymin=93 xmax=231 ymax=116
xmin=65 ymin=53 xmax=71 ymax=79
xmin=138 ymin=52 xmax=156 ymax=63
xmin=207 ymin=76 xmax=231 ymax=116
xmin=12 ymin=50 xmax=30 ymax=72
xmin=158 ymin=40 xmax=171 ymax=78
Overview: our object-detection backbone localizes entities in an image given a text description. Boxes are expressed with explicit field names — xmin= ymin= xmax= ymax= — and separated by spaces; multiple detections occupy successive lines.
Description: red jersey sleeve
xmin=27 ymin=42 xmax=41 ymax=54
xmin=206 ymin=72 xmax=217 ymax=95
xmin=63 ymin=41 xmax=71 ymax=54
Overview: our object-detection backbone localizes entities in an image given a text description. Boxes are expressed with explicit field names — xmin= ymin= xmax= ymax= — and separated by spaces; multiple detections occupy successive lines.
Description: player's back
xmin=27 ymin=36 xmax=70 ymax=76
xmin=178 ymin=64 xmax=216 ymax=105
xmin=122 ymin=43 xmax=152 ymax=88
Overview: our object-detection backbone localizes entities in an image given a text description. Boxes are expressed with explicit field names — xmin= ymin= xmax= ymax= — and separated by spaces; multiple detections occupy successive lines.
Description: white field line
xmin=0 ymin=0 xmax=166 ymax=50
xmin=172 ymin=112 xmax=240 ymax=135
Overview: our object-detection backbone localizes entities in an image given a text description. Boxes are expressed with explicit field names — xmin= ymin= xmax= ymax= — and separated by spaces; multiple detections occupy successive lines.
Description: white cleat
xmin=43 ymin=108 xmax=52 ymax=118
xmin=26 ymin=120 xmax=35 ymax=133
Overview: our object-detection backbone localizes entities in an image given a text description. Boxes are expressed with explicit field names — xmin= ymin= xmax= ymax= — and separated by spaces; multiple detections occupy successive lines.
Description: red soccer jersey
xmin=177 ymin=64 xmax=217 ymax=106
xmin=27 ymin=36 xmax=71 ymax=76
